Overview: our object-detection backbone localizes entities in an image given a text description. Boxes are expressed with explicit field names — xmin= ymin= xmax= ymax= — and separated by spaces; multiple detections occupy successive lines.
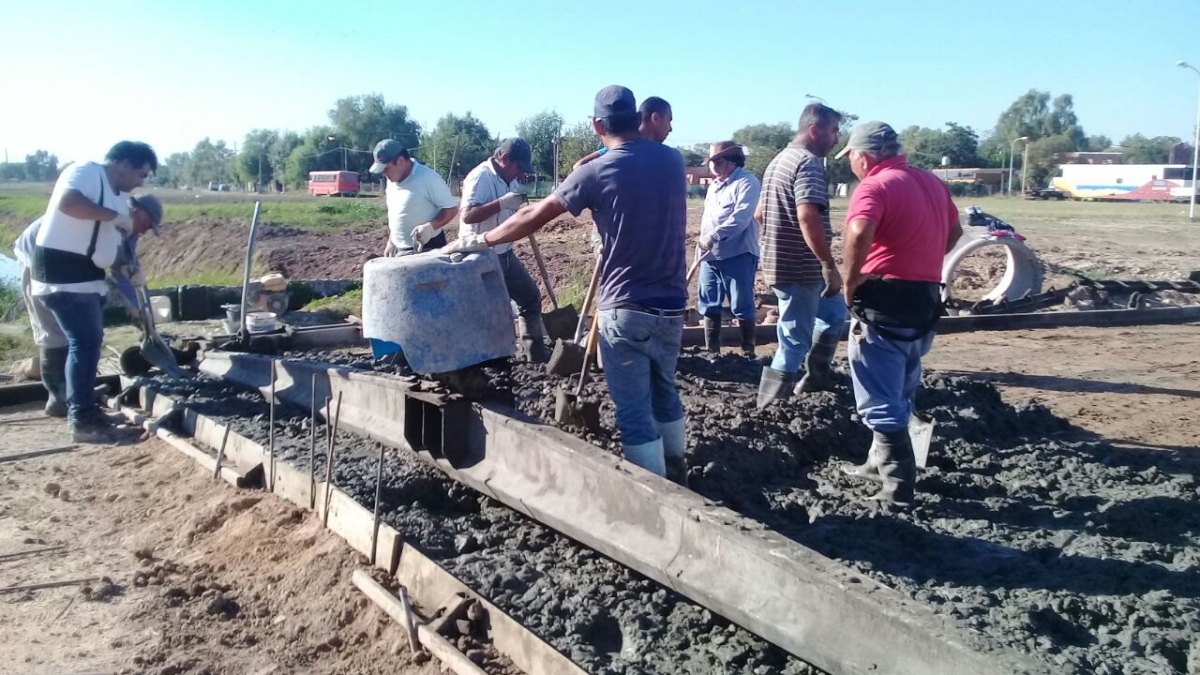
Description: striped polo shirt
xmin=759 ymin=144 xmax=831 ymax=286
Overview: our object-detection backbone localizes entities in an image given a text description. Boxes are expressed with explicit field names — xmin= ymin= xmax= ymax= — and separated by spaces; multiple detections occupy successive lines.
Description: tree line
xmin=1 ymin=90 xmax=1190 ymax=191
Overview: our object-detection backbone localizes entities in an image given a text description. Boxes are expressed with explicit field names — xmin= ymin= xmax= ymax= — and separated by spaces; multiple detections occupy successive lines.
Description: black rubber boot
xmin=795 ymin=330 xmax=841 ymax=394
xmin=841 ymin=434 xmax=883 ymax=482
xmin=664 ymin=457 xmax=688 ymax=487
xmin=738 ymin=319 xmax=756 ymax=357
xmin=869 ymin=429 xmax=917 ymax=507
xmin=703 ymin=316 xmax=722 ymax=353
xmin=520 ymin=316 xmax=552 ymax=364
xmin=39 ymin=347 xmax=69 ymax=418
xmin=755 ymin=367 xmax=793 ymax=410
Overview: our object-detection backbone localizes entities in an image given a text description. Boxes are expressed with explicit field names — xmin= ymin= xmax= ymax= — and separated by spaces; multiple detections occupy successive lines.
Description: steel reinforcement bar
xmin=197 ymin=351 xmax=1049 ymax=675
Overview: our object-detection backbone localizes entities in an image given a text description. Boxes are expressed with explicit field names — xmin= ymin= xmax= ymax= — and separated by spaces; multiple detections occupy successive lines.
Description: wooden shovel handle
xmin=527 ymin=234 xmax=560 ymax=309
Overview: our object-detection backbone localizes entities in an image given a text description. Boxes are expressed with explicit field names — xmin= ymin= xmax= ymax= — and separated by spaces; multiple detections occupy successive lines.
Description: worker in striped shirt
xmin=754 ymin=103 xmax=847 ymax=408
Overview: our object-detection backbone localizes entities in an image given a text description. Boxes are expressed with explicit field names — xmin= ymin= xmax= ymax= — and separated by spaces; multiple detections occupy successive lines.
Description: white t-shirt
xmin=385 ymin=161 xmax=457 ymax=250
xmin=31 ymin=161 xmax=127 ymax=296
xmin=458 ymin=158 xmax=518 ymax=255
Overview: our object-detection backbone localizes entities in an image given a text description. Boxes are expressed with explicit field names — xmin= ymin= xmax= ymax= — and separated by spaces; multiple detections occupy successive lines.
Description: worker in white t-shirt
xmin=368 ymin=139 xmax=459 ymax=256
xmin=29 ymin=141 xmax=158 ymax=444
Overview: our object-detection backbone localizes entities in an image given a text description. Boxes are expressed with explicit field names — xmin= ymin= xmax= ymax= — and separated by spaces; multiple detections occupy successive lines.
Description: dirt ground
xmin=0 ymin=405 xmax=441 ymax=675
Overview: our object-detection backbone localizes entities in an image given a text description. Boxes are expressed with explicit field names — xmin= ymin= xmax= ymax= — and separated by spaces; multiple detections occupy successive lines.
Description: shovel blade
xmin=543 ymin=306 xmax=580 ymax=343
xmin=140 ymin=335 xmax=185 ymax=379
xmin=553 ymin=388 xmax=601 ymax=433
xmin=546 ymin=339 xmax=586 ymax=376
xmin=909 ymin=414 xmax=935 ymax=468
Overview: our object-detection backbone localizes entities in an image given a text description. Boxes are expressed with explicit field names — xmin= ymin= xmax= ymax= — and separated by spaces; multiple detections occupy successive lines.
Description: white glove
xmin=698 ymin=233 xmax=715 ymax=251
xmin=498 ymin=191 xmax=527 ymax=211
xmin=111 ymin=211 xmax=135 ymax=233
xmin=129 ymin=267 xmax=146 ymax=287
xmin=412 ymin=223 xmax=437 ymax=246
xmin=589 ymin=230 xmax=603 ymax=257
xmin=444 ymin=233 xmax=490 ymax=255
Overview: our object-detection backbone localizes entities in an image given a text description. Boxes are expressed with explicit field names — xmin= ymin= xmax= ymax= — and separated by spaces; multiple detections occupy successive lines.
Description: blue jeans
xmin=498 ymin=251 xmax=542 ymax=318
xmin=597 ymin=308 xmax=685 ymax=446
xmin=846 ymin=318 xmax=934 ymax=432
xmin=41 ymin=292 xmax=105 ymax=425
xmin=697 ymin=253 xmax=757 ymax=320
xmin=769 ymin=283 xmax=848 ymax=373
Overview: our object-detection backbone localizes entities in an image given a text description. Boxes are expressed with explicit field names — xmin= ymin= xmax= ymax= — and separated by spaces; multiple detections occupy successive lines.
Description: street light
xmin=1008 ymin=136 xmax=1030 ymax=197
xmin=1177 ymin=60 xmax=1200 ymax=220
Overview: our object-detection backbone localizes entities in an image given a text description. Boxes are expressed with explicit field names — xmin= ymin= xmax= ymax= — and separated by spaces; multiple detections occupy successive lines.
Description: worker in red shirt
xmin=837 ymin=122 xmax=963 ymax=507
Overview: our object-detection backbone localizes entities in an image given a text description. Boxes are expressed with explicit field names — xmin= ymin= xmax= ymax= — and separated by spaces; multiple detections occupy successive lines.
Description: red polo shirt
xmin=845 ymin=155 xmax=957 ymax=283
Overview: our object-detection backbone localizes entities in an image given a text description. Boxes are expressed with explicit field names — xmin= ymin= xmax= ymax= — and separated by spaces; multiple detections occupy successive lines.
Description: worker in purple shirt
xmin=446 ymin=85 xmax=691 ymax=485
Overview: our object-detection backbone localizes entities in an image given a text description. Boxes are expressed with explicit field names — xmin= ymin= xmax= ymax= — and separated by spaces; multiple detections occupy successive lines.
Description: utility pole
xmin=446 ymin=135 xmax=460 ymax=184
xmin=1021 ymin=143 xmax=1031 ymax=195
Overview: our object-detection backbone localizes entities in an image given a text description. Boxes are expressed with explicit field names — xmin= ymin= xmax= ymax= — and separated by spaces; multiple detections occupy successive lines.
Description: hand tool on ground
xmin=527 ymin=233 xmax=579 ymax=342
xmin=910 ymin=413 xmax=935 ymax=469
xmin=547 ymin=253 xmax=603 ymax=376
xmin=237 ymin=202 xmax=263 ymax=343
xmin=554 ymin=310 xmax=601 ymax=432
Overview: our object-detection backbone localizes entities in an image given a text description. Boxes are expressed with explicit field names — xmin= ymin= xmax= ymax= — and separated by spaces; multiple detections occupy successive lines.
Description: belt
xmin=611 ymin=304 xmax=687 ymax=317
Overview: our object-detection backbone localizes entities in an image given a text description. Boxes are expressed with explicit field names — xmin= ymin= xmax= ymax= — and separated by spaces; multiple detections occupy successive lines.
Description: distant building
xmin=1060 ymin=151 xmax=1124 ymax=165
xmin=686 ymin=166 xmax=714 ymax=186
xmin=931 ymin=168 xmax=1007 ymax=193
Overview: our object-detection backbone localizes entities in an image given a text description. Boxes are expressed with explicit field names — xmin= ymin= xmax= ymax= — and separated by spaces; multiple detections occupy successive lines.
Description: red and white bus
xmin=307 ymin=171 xmax=360 ymax=197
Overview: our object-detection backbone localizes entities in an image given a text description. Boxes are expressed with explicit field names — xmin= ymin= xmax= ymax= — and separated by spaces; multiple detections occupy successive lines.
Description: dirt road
xmin=0 ymin=406 xmax=438 ymax=675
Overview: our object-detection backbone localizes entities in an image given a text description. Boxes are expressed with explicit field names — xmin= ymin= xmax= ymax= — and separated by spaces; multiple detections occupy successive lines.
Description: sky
xmin=2 ymin=0 xmax=1199 ymax=164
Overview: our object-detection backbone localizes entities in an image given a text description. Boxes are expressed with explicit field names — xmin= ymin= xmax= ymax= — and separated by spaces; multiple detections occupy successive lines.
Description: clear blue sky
xmin=3 ymin=0 xmax=1199 ymax=164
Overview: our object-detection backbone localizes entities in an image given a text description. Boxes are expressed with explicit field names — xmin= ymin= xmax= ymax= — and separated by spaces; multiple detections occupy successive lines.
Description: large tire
xmin=942 ymin=233 xmax=1044 ymax=306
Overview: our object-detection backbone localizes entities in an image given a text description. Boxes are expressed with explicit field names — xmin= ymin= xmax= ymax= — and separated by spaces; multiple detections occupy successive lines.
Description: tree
xmin=182 ymin=138 xmax=234 ymax=186
xmin=150 ymin=152 xmax=189 ymax=187
xmin=231 ymin=129 xmax=281 ymax=187
xmin=1118 ymin=134 xmax=1184 ymax=164
xmin=1085 ymin=134 xmax=1113 ymax=152
xmin=979 ymin=90 xmax=1092 ymax=188
xmin=676 ymin=144 xmax=708 ymax=167
xmin=326 ymin=94 xmax=422 ymax=173
xmin=1023 ymin=134 xmax=1078 ymax=189
xmin=268 ymin=131 xmax=302 ymax=184
xmin=515 ymin=111 xmax=564 ymax=179
xmin=559 ymin=121 xmax=600 ymax=174
xmin=731 ymin=122 xmax=794 ymax=179
xmin=419 ymin=112 xmax=494 ymax=182
xmin=898 ymin=123 xmax=979 ymax=169
xmin=23 ymin=150 xmax=59 ymax=181
xmin=0 ymin=163 xmax=27 ymax=181
xmin=283 ymin=126 xmax=338 ymax=187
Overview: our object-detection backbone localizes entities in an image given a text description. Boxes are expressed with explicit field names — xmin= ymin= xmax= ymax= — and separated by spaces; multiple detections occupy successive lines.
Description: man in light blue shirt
xmin=697 ymin=141 xmax=761 ymax=356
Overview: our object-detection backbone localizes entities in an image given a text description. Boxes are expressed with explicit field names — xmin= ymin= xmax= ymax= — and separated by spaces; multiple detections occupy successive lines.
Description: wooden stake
xmin=268 ymin=360 xmax=276 ymax=492
xmin=322 ymin=392 xmax=343 ymax=527
xmin=309 ymin=373 xmax=317 ymax=510
xmin=213 ymin=424 xmax=231 ymax=481
xmin=0 ymin=577 xmax=99 ymax=595
xmin=370 ymin=443 xmax=385 ymax=565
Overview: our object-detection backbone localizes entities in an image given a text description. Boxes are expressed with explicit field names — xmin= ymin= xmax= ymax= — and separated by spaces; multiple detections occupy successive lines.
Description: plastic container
xmin=362 ymin=250 xmax=515 ymax=374
xmin=149 ymin=295 xmax=173 ymax=324
xmin=245 ymin=311 xmax=277 ymax=333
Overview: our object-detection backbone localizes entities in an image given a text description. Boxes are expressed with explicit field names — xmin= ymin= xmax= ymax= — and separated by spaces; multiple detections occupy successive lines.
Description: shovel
xmin=527 ymin=233 xmax=579 ymax=342
xmin=554 ymin=309 xmax=601 ymax=432
xmin=133 ymin=284 xmax=185 ymax=379
xmin=547 ymin=254 xmax=603 ymax=376
xmin=910 ymin=413 xmax=935 ymax=469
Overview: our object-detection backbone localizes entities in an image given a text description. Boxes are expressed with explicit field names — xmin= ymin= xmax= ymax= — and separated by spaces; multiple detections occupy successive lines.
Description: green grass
xmin=0 ymin=324 xmax=36 ymax=366
xmin=0 ymin=192 xmax=386 ymax=237
xmin=555 ymin=262 xmax=598 ymax=311
xmin=301 ymin=288 xmax=363 ymax=320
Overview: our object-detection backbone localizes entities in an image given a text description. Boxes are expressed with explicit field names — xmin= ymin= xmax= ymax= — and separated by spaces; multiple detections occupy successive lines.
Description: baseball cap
xmin=369 ymin=139 xmax=407 ymax=174
xmin=835 ymin=121 xmax=899 ymax=159
xmin=498 ymin=138 xmax=535 ymax=174
xmin=130 ymin=194 xmax=163 ymax=235
xmin=593 ymin=85 xmax=637 ymax=120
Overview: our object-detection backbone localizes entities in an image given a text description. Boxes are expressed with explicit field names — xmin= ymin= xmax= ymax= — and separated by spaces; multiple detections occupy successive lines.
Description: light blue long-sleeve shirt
xmin=700 ymin=166 xmax=761 ymax=260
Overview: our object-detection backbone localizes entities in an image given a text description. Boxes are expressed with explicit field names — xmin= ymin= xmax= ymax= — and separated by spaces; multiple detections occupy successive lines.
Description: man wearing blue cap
xmin=446 ymin=85 xmax=690 ymax=485
xmin=369 ymin=139 xmax=459 ymax=256
xmin=458 ymin=138 xmax=550 ymax=362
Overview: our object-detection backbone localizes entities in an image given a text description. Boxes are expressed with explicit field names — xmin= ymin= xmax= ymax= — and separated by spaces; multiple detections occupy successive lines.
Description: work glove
xmin=698 ymin=233 xmax=715 ymax=251
xmin=111 ymin=211 xmax=135 ymax=234
xmin=498 ymin=191 xmax=527 ymax=211
xmin=444 ymin=233 xmax=490 ymax=255
xmin=412 ymin=223 xmax=437 ymax=246
xmin=820 ymin=262 xmax=843 ymax=299
xmin=589 ymin=229 xmax=603 ymax=257
xmin=128 ymin=267 xmax=146 ymax=287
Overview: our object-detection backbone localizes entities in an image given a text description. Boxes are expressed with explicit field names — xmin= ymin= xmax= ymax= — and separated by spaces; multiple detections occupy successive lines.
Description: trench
xmin=137 ymin=373 xmax=821 ymax=675
xmin=275 ymin=348 xmax=1200 ymax=675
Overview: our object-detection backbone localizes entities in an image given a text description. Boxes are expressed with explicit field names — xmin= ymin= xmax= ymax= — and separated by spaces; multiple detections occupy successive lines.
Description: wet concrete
xmin=137 ymin=373 xmax=820 ymax=675
xmin=148 ymin=344 xmax=1200 ymax=675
